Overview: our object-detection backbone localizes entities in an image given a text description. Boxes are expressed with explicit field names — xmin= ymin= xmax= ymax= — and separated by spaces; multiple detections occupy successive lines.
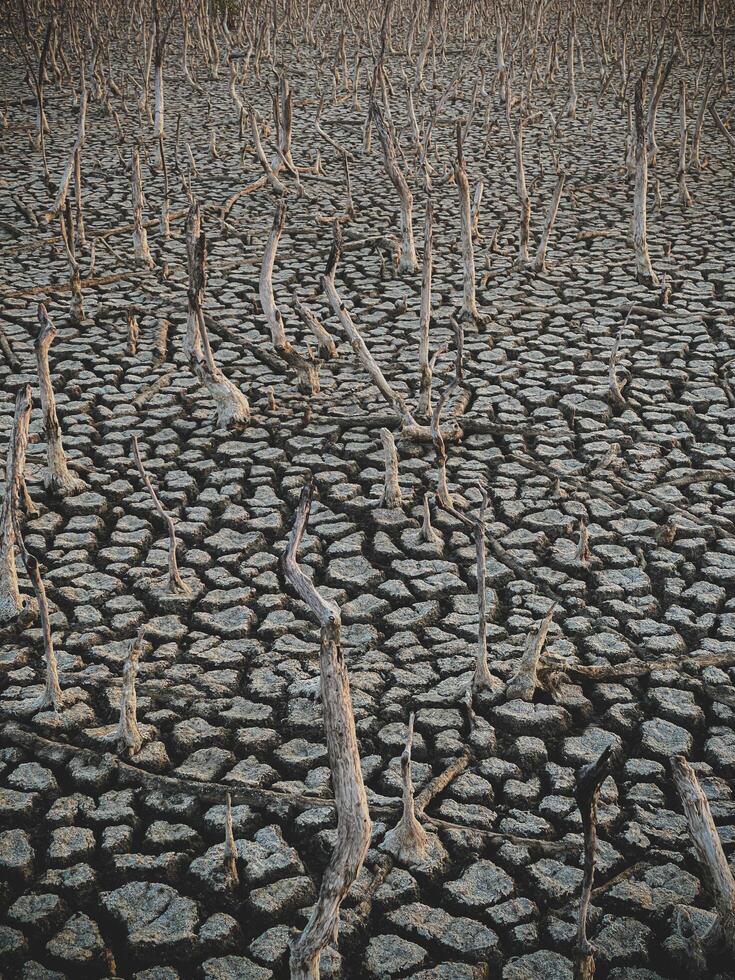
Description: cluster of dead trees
xmin=3 ymin=1 xmax=735 ymax=979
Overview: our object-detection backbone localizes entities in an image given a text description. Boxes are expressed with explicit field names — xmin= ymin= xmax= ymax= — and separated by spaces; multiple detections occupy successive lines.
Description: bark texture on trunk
xmin=0 ymin=386 xmax=35 ymax=625
xmin=36 ymin=304 xmax=87 ymax=496
xmin=672 ymin=755 xmax=735 ymax=958
xmin=284 ymin=482 xmax=372 ymax=980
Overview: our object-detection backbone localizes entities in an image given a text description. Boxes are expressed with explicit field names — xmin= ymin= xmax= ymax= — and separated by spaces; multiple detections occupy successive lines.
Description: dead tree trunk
xmin=131 ymin=147 xmax=155 ymax=268
xmin=259 ymin=202 xmax=320 ymax=395
xmin=506 ymin=605 xmax=556 ymax=701
xmin=647 ymin=48 xmax=678 ymax=165
xmin=421 ymin=491 xmax=441 ymax=544
xmin=36 ymin=304 xmax=87 ymax=495
xmin=507 ymin=112 xmax=532 ymax=268
xmin=608 ymin=331 xmax=628 ymax=410
xmin=284 ymin=482 xmax=372 ymax=980
xmin=678 ymin=79 xmax=693 ymax=206
xmin=189 ymin=223 xmax=251 ymax=427
xmin=47 ymin=88 xmax=88 ymax=223
xmin=564 ymin=21 xmax=578 ymax=119
xmin=0 ymin=386 xmax=35 ymax=626
xmin=60 ymin=200 xmax=84 ymax=324
xmin=185 ymin=202 xmax=203 ymax=359
xmin=574 ymin=745 xmax=614 ymax=980
xmin=294 ymin=296 xmax=337 ymax=361
xmin=455 ymin=124 xmax=479 ymax=321
xmin=371 ymin=103 xmax=418 ymax=272
xmin=690 ymin=71 xmax=717 ymax=174
xmin=132 ymin=435 xmax=190 ymax=594
xmin=116 ymin=626 xmax=145 ymax=757
xmin=532 ymin=171 xmax=565 ymax=272
xmin=13 ymin=512 xmax=62 ymax=712
xmin=381 ymin=712 xmax=432 ymax=863
xmin=223 ymin=791 xmax=239 ymax=886
xmin=473 ymin=491 xmax=494 ymax=693
xmin=672 ymin=755 xmax=735 ymax=958
xmin=322 ymin=274 xmax=418 ymax=433
xmin=379 ymin=428 xmax=402 ymax=507
xmin=431 ymin=383 xmax=454 ymax=509
xmin=417 ymin=192 xmax=434 ymax=416
xmin=632 ymin=78 xmax=658 ymax=285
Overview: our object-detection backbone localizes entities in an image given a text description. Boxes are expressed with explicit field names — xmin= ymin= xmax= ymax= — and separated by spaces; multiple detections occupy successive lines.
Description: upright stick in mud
xmin=283 ymin=482 xmax=371 ymax=980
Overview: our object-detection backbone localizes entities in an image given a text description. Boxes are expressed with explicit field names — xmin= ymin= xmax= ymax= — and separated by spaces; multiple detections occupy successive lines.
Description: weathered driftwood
xmin=295 ymin=295 xmax=337 ymax=360
xmin=574 ymin=745 xmax=614 ymax=980
xmin=532 ymin=171 xmax=565 ymax=272
xmin=430 ymin=383 xmax=455 ymax=509
xmin=131 ymin=435 xmax=190 ymax=595
xmin=647 ymin=45 xmax=677 ymax=165
xmin=184 ymin=202 xmax=203 ymax=358
xmin=507 ymin=110 xmax=532 ymax=268
xmin=59 ymin=200 xmax=84 ymax=324
xmin=187 ymin=218 xmax=251 ymax=427
xmin=455 ymin=124 xmax=479 ymax=320
xmin=473 ymin=490 xmax=494 ymax=693
xmin=0 ymin=386 xmax=36 ymax=626
xmin=564 ymin=20 xmax=578 ymax=119
xmin=47 ymin=87 xmax=88 ymax=223
xmin=632 ymin=77 xmax=658 ymax=285
xmin=259 ymin=202 xmax=320 ymax=394
xmin=131 ymin=147 xmax=154 ymax=268
xmin=35 ymin=304 xmax=87 ymax=496
xmin=116 ymin=626 xmax=145 ymax=757
xmin=672 ymin=755 xmax=735 ymax=959
xmin=126 ymin=307 xmax=140 ymax=356
xmin=420 ymin=491 xmax=441 ymax=545
xmin=505 ymin=605 xmax=556 ymax=701
xmin=223 ymin=791 xmax=239 ymax=886
xmin=371 ymin=102 xmax=418 ymax=272
xmin=13 ymin=503 xmax=62 ymax=712
xmin=575 ymin=516 xmax=591 ymax=563
xmin=417 ymin=192 xmax=434 ymax=417
xmin=283 ymin=482 xmax=371 ymax=980
xmin=321 ymin=273 xmax=418 ymax=434
xmin=608 ymin=331 xmax=628 ymax=410
xmin=379 ymin=428 xmax=402 ymax=508
xmin=381 ymin=712 xmax=436 ymax=866
xmin=678 ymin=79 xmax=693 ymax=207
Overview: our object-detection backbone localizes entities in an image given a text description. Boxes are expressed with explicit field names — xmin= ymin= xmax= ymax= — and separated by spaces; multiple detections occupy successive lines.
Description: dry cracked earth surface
xmin=1 ymin=5 xmax=735 ymax=980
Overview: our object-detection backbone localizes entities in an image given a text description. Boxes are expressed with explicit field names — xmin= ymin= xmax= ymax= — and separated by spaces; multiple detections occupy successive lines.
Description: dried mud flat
xmin=1 ymin=2 xmax=735 ymax=979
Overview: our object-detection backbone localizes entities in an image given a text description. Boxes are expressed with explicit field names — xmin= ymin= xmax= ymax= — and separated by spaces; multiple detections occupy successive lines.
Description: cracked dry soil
xmin=1 ymin=2 xmax=735 ymax=979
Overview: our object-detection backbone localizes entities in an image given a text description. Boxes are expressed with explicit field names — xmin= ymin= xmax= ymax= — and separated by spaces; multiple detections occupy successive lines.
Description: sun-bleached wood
xmin=36 ymin=304 xmax=87 ymax=496
xmin=371 ymin=102 xmax=418 ymax=273
xmin=187 ymin=217 xmax=251 ymax=427
xmin=473 ymin=490 xmax=494 ymax=693
xmin=283 ymin=482 xmax=371 ymax=980
xmin=506 ymin=605 xmax=556 ymax=701
xmin=381 ymin=712 xmax=433 ymax=864
xmin=116 ymin=626 xmax=145 ymax=757
xmin=379 ymin=428 xmax=402 ymax=508
xmin=678 ymin=79 xmax=693 ymax=206
xmin=532 ymin=172 xmax=565 ymax=272
xmin=632 ymin=78 xmax=658 ymax=285
xmin=672 ymin=755 xmax=735 ymax=958
xmin=132 ymin=435 xmax=190 ymax=595
xmin=574 ymin=745 xmax=613 ymax=980
xmin=259 ymin=202 xmax=320 ymax=394
xmin=455 ymin=125 xmax=479 ymax=320
xmin=223 ymin=791 xmax=239 ymax=886
xmin=131 ymin=146 xmax=154 ymax=268
xmin=417 ymin=193 xmax=434 ymax=416
xmin=0 ymin=386 xmax=35 ymax=626
xmin=421 ymin=491 xmax=441 ymax=545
